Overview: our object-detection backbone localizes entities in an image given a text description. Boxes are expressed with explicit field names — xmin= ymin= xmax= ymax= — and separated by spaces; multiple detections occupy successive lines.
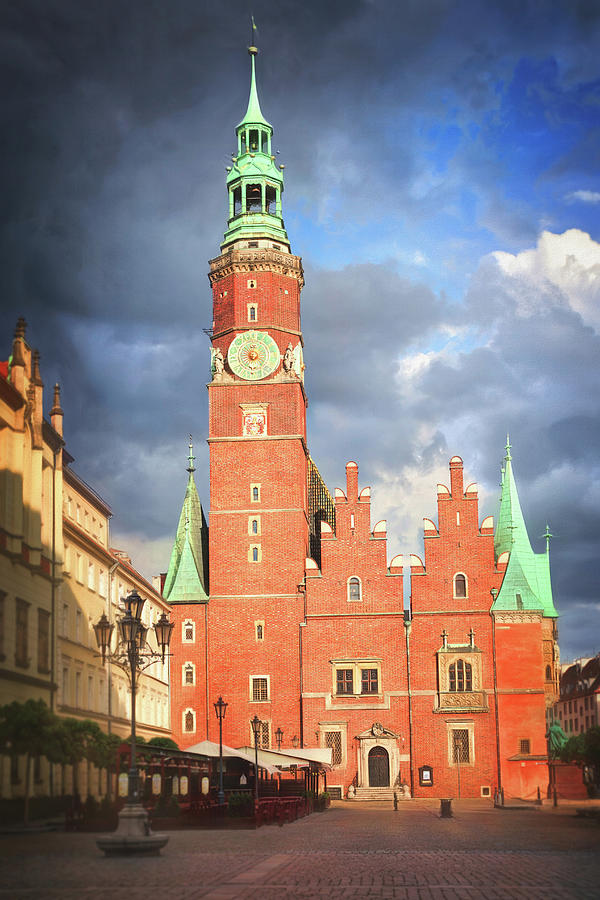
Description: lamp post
xmin=214 ymin=696 xmax=228 ymax=806
xmin=93 ymin=590 xmax=174 ymax=856
xmin=251 ymin=715 xmax=262 ymax=805
xmin=275 ymin=727 xmax=283 ymax=751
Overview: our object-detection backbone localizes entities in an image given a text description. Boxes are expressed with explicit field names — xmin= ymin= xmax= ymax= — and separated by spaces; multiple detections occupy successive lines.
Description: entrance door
xmin=368 ymin=746 xmax=390 ymax=787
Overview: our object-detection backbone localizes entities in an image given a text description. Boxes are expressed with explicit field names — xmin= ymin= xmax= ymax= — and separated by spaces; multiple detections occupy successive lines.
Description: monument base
xmin=96 ymin=803 xmax=169 ymax=857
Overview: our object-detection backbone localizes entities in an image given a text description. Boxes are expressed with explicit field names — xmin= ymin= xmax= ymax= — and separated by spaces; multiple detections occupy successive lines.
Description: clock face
xmin=227 ymin=331 xmax=280 ymax=380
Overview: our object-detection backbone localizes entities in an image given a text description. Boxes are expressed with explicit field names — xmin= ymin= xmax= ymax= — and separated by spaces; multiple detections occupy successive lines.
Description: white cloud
xmin=565 ymin=190 xmax=600 ymax=204
xmin=492 ymin=229 xmax=600 ymax=332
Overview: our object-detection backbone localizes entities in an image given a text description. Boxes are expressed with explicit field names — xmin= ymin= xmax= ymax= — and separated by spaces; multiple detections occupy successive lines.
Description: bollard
xmin=440 ymin=798 xmax=452 ymax=818
xmin=535 ymin=786 xmax=542 ymax=805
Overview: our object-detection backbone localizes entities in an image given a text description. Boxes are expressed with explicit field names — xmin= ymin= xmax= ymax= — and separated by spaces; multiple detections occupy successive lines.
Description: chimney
xmin=449 ymin=456 xmax=464 ymax=498
xmin=346 ymin=461 xmax=358 ymax=501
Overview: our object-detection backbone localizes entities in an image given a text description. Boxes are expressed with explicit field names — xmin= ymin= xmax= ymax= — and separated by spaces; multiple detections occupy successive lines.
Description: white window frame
xmin=182 ymin=619 xmax=195 ymax=643
xmin=447 ymin=722 xmax=475 ymax=767
xmin=249 ymin=544 xmax=262 ymax=563
xmin=183 ymin=708 xmax=196 ymax=734
xmin=331 ymin=660 xmax=382 ymax=698
xmin=453 ymin=572 xmax=468 ymax=599
xmin=347 ymin=576 xmax=362 ymax=602
xmin=182 ymin=662 xmax=196 ymax=686
xmin=250 ymin=674 xmax=270 ymax=702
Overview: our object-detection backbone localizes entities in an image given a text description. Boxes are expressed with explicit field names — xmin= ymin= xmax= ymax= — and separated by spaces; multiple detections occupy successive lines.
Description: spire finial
xmin=249 ymin=15 xmax=258 ymax=52
xmin=544 ymin=523 xmax=553 ymax=552
xmin=187 ymin=435 xmax=195 ymax=474
xmin=505 ymin=433 xmax=512 ymax=461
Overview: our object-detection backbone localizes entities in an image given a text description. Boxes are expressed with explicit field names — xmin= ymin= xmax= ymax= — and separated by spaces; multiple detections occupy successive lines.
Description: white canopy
xmin=184 ymin=739 xmax=279 ymax=774
xmin=236 ymin=745 xmax=332 ymax=771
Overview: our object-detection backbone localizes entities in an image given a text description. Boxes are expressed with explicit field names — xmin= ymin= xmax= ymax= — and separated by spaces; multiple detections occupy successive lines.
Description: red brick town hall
xmin=160 ymin=46 xmax=560 ymax=803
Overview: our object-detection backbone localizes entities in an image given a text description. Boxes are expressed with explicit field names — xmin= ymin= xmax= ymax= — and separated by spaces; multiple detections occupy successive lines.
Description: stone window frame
xmin=331 ymin=659 xmax=382 ymax=698
xmin=437 ymin=649 xmax=482 ymax=694
xmin=453 ymin=573 xmax=468 ymax=599
xmin=320 ymin=723 xmax=347 ymax=768
xmin=15 ymin=597 xmax=29 ymax=669
xmin=447 ymin=722 xmax=475 ymax=767
xmin=250 ymin=483 xmax=261 ymax=503
xmin=248 ymin=515 xmax=261 ymax=536
xmin=182 ymin=619 xmax=195 ymax=644
xmin=347 ymin=576 xmax=362 ymax=602
xmin=449 ymin=658 xmax=473 ymax=692
xmin=247 ymin=303 xmax=258 ymax=322
xmin=255 ymin=620 xmax=265 ymax=642
xmin=249 ymin=544 xmax=262 ymax=563
xmin=250 ymin=674 xmax=270 ymax=702
xmin=183 ymin=708 xmax=196 ymax=734
xmin=183 ymin=662 xmax=196 ymax=686
xmin=37 ymin=608 xmax=50 ymax=674
xmin=249 ymin=718 xmax=270 ymax=749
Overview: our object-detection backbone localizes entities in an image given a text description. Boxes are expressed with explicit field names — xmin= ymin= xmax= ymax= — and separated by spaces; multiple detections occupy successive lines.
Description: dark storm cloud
xmin=1 ymin=1 xmax=599 ymax=659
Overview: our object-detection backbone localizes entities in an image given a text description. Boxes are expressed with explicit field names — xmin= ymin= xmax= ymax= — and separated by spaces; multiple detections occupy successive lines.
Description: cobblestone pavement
xmin=1 ymin=801 xmax=599 ymax=899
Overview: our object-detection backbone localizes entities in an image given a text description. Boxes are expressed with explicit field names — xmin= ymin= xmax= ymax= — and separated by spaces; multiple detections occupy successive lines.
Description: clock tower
xmin=206 ymin=44 xmax=309 ymax=746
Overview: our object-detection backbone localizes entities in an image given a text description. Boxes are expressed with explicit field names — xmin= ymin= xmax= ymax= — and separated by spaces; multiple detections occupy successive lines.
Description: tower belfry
xmin=205 ymin=41 xmax=310 ymax=746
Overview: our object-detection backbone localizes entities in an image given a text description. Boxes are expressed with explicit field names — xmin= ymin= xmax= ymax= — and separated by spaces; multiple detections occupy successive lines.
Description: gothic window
xmin=453 ymin=573 xmax=467 ymax=598
xmin=451 ymin=728 xmax=470 ymax=763
xmin=183 ymin=663 xmax=195 ymax=686
xmin=361 ymin=668 xmax=379 ymax=694
xmin=183 ymin=709 xmax=196 ymax=733
xmin=255 ymin=622 xmax=264 ymax=641
xmin=336 ymin=669 xmax=353 ymax=695
xmin=347 ymin=577 xmax=362 ymax=602
xmin=545 ymin=665 xmax=552 ymax=681
xmin=251 ymin=484 xmax=261 ymax=503
xmin=182 ymin=620 xmax=195 ymax=643
xmin=449 ymin=659 xmax=472 ymax=692
xmin=251 ymin=676 xmax=269 ymax=701
xmin=248 ymin=304 xmax=257 ymax=322
xmin=249 ymin=544 xmax=261 ymax=563
xmin=325 ymin=731 xmax=343 ymax=766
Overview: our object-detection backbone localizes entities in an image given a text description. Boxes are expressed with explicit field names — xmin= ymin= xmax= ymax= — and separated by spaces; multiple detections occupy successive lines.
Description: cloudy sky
xmin=2 ymin=0 xmax=599 ymax=661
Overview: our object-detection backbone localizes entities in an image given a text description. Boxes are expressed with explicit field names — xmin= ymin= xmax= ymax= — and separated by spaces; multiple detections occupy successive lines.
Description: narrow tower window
xmin=453 ymin=574 xmax=467 ymax=598
xmin=233 ymin=185 xmax=242 ymax=216
xmin=246 ymin=183 xmax=262 ymax=212
xmin=347 ymin=577 xmax=362 ymax=602
xmin=265 ymin=184 xmax=277 ymax=214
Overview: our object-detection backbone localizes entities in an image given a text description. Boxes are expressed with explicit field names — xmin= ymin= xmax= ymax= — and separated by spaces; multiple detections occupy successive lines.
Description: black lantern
xmin=125 ymin=589 xmax=146 ymax=621
xmin=93 ymin=613 xmax=114 ymax=663
xmin=154 ymin=612 xmax=175 ymax=663
xmin=275 ymin=727 xmax=283 ymax=751
xmin=214 ymin=696 xmax=228 ymax=805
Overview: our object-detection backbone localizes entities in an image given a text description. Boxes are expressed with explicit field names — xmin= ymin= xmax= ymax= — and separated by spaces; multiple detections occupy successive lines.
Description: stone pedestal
xmin=96 ymin=803 xmax=169 ymax=857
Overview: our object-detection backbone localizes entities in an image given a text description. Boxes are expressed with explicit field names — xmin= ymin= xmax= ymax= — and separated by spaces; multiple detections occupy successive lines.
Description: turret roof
xmin=163 ymin=440 xmax=209 ymax=604
xmin=493 ymin=438 xmax=557 ymax=617
xmin=238 ymin=46 xmax=271 ymax=130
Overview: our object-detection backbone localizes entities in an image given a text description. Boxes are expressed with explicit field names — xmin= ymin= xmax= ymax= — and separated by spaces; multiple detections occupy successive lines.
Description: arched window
xmin=184 ymin=709 xmax=195 ymax=733
xmin=183 ymin=663 xmax=195 ymax=686
xmin=256 ymin=623 xmax=263 ymax=641
xmin=454 ymin=574 xmax=467 ymax=598
xmin=449 ymin=659 xmax=472 ymax=692
xmin=252 ymin=486 xmax=259 ymax=501
xmin=252 ymin=547 xmax=259 ymax=562
xmin=252 ymin=519 xmax=258 ymax=534
xmin=347 ymin=577 xmax=362 ymax=602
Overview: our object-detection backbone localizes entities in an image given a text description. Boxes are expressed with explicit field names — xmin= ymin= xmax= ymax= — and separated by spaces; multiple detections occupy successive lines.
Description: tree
xmin=86 ymin=731 xmax=122 ymax=801
xmin=53 ymin=718 xmax=104 ymax=798
xmin=147 ymin=737 xmax=179 ymax=750
xmin=0 ymin=700 xmax=61 ymax=824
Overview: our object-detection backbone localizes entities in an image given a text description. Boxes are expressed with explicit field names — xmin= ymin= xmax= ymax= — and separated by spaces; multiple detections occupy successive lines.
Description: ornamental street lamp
xmin=93 ymin=590 xmax=174 ymax=856
xmin=251 ymin=715 xmax=262 ymax=805
xmin=213 ymin=696 xmax=228 ymax=806
xmin=275 ymin=727 xmax=283 ymax=751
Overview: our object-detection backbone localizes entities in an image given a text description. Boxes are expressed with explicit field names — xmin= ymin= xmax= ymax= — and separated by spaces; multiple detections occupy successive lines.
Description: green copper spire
xmin=221 ymin=44 xmax=289 ymax=249
xmin=492 ymin=440 xmax=557 ymax=617
xmin=163 ymin=438 xmax=209 ymax=604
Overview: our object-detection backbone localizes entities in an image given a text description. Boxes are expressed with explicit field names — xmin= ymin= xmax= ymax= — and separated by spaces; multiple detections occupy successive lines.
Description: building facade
xmin=165 ymin=46 xmax=560 ymax=800
xmin=0 ymin=322 xmax=172 ymax=801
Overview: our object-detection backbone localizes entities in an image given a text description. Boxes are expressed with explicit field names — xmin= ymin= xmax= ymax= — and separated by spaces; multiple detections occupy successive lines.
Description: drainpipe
xmin=204 ymin=603 xmax=209 ymax=740
xmin=490 ymin=590 xmax=502 ymax=795
xmin=404 ymin=616 xmax=415 ymax=797
xmin=298 ymin=576 xmax=307 ymax=748
xmin=106 ymin=561 xmax=119 ymax=735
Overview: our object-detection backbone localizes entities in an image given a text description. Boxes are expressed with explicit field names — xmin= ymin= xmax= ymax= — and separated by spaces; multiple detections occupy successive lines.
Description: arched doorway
xmin=368 ymin=746 xmax=390 ymax=787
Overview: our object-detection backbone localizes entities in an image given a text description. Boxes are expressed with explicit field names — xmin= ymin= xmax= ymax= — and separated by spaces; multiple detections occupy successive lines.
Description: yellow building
xmin=1 ymin=319 xmax=172 ymax=801
xmin=0 ymin=319 xmax=64 ymax=795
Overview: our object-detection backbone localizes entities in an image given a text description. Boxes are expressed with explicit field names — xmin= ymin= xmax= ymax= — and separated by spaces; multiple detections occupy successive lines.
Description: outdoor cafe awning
xmin=236 ymin=746 xmax=333 ymax=771
xmin=184 ymin=739 xmax=279 ymax=774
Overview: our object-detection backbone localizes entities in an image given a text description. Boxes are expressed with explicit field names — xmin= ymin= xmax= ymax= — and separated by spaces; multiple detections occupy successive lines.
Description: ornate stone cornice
xmin=209 ymin=247 xmax=304 ymax=287
xmin=494 ymin=611 xmax=542 ymax=624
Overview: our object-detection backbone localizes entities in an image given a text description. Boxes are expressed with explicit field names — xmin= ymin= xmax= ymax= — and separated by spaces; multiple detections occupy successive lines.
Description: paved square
xmin=1 ymin=801 xmax=599 ymax=899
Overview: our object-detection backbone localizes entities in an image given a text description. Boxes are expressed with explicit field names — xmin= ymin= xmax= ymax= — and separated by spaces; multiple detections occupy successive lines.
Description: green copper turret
xmin=492 ymin=438 xmax=557 ymax=617
xmin=221 ymin=46 xmax=289 ymax=249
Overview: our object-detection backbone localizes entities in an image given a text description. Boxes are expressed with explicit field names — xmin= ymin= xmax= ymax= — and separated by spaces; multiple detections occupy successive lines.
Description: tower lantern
xmin=223 ymin=45 xmax=288 ymax=250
